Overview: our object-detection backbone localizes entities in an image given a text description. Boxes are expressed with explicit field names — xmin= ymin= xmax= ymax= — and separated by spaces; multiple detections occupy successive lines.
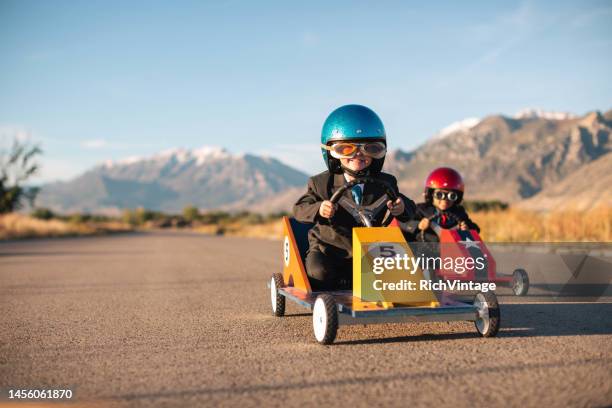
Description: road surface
xmin=1 ymin=231 xmax=611 ymax=407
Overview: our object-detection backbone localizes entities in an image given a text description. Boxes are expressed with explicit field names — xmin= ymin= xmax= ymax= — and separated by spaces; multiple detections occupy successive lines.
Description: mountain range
xmin=38 ymin=147 xmax=308 ymax=213
xmin=385 ymin=109 xmax=612 ymax=210
xmin=37 ymin=108 xmax=612 ymax=213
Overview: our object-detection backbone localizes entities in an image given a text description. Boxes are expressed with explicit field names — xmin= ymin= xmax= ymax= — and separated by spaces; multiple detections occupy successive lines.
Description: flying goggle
xmin=321 ymin=142 xmax=387 ymax=159
xmin=433 ymin=190 xmax=459 ymax=202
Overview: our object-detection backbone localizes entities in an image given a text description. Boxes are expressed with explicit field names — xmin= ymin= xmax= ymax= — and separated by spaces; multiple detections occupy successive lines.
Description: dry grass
xmin=5 ymin=206 xmax=609 ymax=242
xmin=203 ymin=206 xmax=612 ymax=243
xmin=472 ymin=205 xmax=611 ymax=242
xmin=0 ymin=213 xmax=132 ymax=240
xmin=194 ymin=220 xmax=284 ymax=240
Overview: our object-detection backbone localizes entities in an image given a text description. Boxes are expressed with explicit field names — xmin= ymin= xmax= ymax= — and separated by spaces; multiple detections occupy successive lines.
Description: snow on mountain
xmin=103 ymin=146 xmax=232 ymax=168
xmin=193 ymin=146 xmax=232 ymax=164
xmin=430 ymin=108 xmax=579 ymax=143
xmin=387 ymin=109 xmax=611 ymax=205
xmin=39 ymin=146 xmax=309 ymax=213
xmin=514 ymin=108 xmax=578 ymax=121
xmin=432 ymin=117 xmax=481 ymax=140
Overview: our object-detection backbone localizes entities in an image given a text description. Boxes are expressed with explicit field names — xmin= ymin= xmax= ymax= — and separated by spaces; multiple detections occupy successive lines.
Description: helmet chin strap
xmin=341 ymin=164 xmax=370 ymax=178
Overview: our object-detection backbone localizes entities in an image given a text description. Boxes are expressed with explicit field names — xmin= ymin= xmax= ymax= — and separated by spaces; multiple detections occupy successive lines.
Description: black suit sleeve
xmin=293 ymin=177 xmax=323 ymax=224
xmin=456 ymin=206 xmax=480 ymax=233
xmin=395 ymin=193 xmax=417 ymax=222
xmin=402 ymin=205 xmax=426 ymax=234
xmin=386 ymin=174 xmax=416 ymax=223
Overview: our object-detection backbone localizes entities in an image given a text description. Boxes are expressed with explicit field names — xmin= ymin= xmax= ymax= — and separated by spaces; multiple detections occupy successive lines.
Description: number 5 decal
xmin=283 ymin=236 xmax=290 ymax=267
xmin=379 ymin=245 xmax=396 ymax=257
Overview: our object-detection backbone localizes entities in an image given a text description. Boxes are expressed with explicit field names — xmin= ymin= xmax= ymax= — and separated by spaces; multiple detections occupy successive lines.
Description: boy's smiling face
xmin=340 ymin=151 xmax=372 ymax=172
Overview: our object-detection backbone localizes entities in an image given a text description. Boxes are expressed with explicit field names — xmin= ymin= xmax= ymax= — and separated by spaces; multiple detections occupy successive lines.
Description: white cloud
xmin=0 ymin=126 xmax=78 ymax=183
xmin=254 ymin=143 xmax=324 ymax=174
xmin=79 ymin=139 xmax=168 ymax=151
xmin=32 ymin=158 xmax=86 ymax=183
xmin=81 ymin=139 xmax=108 ymax=149
xmin=0 ymin=125 xmax=34 ymax=144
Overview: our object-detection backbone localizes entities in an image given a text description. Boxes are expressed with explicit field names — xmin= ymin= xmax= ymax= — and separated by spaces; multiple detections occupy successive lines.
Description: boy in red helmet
xmin=403 ymin=167 xmax=479 ymax=241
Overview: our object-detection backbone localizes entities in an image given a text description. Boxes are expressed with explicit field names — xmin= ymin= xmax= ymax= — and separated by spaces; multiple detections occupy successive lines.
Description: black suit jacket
xmin=401 ymin=202 xmax=480 ymax=241
xmin=293 ymin=171 xmax=416 ymax=259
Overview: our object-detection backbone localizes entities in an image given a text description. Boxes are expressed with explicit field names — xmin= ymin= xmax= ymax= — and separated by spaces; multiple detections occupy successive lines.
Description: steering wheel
xmin=329 ymin=177 xmax=398 ymax=227
xmin=417 ymin=211 xmax=463 ymax=242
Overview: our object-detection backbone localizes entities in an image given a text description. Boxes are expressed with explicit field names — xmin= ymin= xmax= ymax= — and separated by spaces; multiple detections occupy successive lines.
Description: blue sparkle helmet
xmin=321 ymin=104 xmax=387 ymax=175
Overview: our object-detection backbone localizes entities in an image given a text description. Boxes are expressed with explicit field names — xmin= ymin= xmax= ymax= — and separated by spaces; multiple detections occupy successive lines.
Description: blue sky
xmin=1 ymin=0 xmax=611 ymax=182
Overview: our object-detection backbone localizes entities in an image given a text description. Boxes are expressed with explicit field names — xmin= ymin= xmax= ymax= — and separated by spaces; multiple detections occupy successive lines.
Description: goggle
xmin=321 ymin=142 xmax=387 ymax=159
xmin=433 ymin=190 xmax=459 ymax=202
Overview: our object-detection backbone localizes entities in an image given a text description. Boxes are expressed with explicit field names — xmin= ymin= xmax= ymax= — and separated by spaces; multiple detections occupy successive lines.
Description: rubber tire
xmin=474 ymin=291 xmax=500 ymax=337
xmin=271 ymin=273 xmax=285 ymax=317
xmin=312 ymin=294 xmax=338 ymax=345
xmin=512 ymin=268 xmax=530 ymax=296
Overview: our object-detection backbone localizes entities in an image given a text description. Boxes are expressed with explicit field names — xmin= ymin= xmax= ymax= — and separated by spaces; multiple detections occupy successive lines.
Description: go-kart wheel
xmin=270 ymin=273 xmax=285 ymax=317
xmin=512 ymin=268 xmax=529 ymax=296
xmin=312 ymin=294 xmax=338 ymax=345
xmin=474 ymin=291 xmax=500 ymax=337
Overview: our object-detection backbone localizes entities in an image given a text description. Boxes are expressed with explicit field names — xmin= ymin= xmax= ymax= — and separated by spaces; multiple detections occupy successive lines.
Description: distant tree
xmin=183 ymin=205 xmax=200 ymax=223
xmin=122 ymin=209 xmax=137 ymax=226
xmin=0 ymin=140 xmax=42 ymax=213
xmin=68 ymin=213 xmax=86 ymax=224
xmin=122 ymin=207 xmax=158 ymax=226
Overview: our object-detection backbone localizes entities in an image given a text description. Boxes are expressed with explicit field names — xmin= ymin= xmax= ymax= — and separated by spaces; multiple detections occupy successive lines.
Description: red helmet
xmin=424 ymin=167 xmax=464 ymax=203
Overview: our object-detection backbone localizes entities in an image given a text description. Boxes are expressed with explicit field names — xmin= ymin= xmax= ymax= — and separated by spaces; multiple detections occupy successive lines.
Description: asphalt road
xmin=1 ymin=231 xmax=611 ymax=408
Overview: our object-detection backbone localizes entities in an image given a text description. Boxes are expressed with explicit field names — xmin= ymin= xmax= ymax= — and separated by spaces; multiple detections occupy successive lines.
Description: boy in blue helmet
xmin=293 ymin=105 xmax=416 ymax=291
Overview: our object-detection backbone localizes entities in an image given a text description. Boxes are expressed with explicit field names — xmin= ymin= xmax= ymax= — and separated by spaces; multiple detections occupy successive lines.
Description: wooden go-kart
xmin=269 ymin=178 xmax=501 ymax=345
xmin=404 ymin=210 xmax=530 ymax=296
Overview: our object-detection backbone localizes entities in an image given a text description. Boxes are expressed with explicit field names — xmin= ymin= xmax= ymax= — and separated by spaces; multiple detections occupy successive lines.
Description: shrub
xmin=464 ymin=200 xmax=509 ymax=212
xmin=68 ymin=213 xmax=86 ymax=224
xmin=31 ymin=207 xmax=55 ymax=220
xmin=200 ymin=211 xmax=231 ymax=224
xmin=242 ymin=212 xmax=264 ymax=225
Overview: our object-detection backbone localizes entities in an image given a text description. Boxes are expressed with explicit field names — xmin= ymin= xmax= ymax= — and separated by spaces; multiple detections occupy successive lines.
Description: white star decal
xmin=459 ymin=236 xmax=480 ymax=249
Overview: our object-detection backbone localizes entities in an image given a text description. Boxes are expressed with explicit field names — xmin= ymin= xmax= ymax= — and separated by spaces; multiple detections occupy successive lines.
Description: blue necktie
xmin=351 ymin=185 xmax=363 ymax=205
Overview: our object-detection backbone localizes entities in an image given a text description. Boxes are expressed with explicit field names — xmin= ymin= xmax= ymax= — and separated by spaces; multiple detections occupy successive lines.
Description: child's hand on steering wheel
xmin=386 ymin=198 xmax=405 ymax=216
xmin=319 ymin=200 xmax=337 ymax=219
xmin=418 ymin=218 xmax=430 ymax=231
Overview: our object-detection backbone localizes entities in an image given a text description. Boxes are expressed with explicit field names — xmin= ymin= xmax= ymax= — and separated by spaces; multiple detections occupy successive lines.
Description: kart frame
xmin=277 ymin=286 xmax=479 ymax=326
xmin=272 ymin=217 xmax=500 ymax=344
